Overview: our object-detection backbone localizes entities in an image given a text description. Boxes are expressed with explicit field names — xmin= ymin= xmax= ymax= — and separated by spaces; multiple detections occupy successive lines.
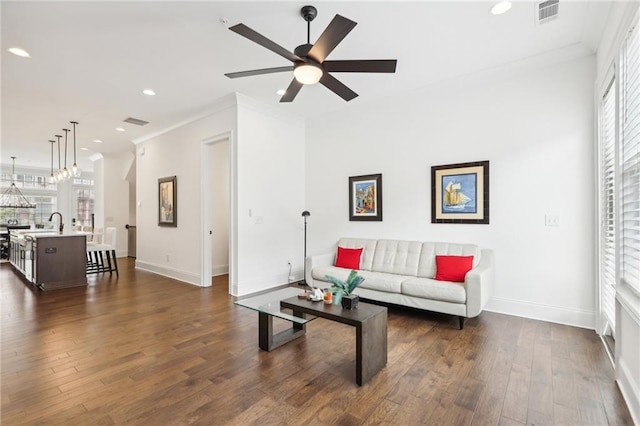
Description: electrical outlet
xmin=166 ymin=254 xmax=170 ymax=262
xmin=545 ymin=214 xmax=560 ymax=227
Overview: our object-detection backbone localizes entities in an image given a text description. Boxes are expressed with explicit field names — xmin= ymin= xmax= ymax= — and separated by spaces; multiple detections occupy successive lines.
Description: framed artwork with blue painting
xmin=431 ymin=161 xmax=489 ymax=224
xmin=349 ymin=173 xmax=382 ymax=221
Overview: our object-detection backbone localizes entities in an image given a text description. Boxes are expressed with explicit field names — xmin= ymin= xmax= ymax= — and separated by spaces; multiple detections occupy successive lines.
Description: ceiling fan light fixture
xmin=293 ymin=62 xmax=323 ymax=85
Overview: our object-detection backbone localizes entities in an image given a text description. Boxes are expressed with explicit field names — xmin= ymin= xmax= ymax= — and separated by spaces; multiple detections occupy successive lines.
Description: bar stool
xmin=86 ymin=227 xmax=118 ymax=276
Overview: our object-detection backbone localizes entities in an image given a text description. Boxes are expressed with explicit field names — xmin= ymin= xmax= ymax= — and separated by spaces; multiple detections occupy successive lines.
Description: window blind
xmin=600 ymin=78 xmax=617 ymax=328
xmin=620 ymin=21 xmax=640 ymax=292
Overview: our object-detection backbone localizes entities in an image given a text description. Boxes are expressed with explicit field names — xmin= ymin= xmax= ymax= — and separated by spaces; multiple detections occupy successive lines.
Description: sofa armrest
xmin=305 ymin=252 xmax=335 ymax=284
xmin=465 ymin=249 xmax=494 ymax=318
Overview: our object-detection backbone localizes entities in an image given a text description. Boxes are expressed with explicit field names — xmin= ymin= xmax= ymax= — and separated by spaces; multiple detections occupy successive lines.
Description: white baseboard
xmin=484 ymin=296 xmax=595 ymax=329
xmin=135 ymin=260 xmax=200 ymax=287
xmin=116 ymin=250 xmax=128 ymax=258
xmin=618 ymin=358 xmax=640 ymax=425
xmin=212 ymin=264 xmax=229 ymax=277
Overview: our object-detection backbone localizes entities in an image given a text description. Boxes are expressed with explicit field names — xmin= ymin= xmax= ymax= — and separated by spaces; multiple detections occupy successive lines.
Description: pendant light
xmin=70 ymin=121 xmax=81 ymax=177
xmin=55 ymin=134 xmax=63 ymax=182
xmin=48 ymin=140 xmax=56 ymax=184
xmin=61 ymin=128 xmax=70 ymax=181
xmin=0 ymin=157 xmax=36 ymax=208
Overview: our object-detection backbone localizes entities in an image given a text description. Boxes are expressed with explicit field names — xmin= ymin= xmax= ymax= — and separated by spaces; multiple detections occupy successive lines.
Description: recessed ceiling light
xmin=276 ymin=89 xmax=286 ymax=96
xmin=142 ymin=89 xmax=156 ymax=96
xmin=93 ymin=139 xmax=103 ymax=143
xmin=115 ymin=127 xmax=125 ymax=132
xmin=490 ymin=0 xmax=512 ymax=15
xmin=81 ymin=147 xmax=89 ymax=151
xmin=8 ymin=47 xmax=30 ymax=58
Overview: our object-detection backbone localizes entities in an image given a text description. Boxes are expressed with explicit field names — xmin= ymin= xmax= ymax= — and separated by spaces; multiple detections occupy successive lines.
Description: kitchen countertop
xmin=10 ymin=230 xmax=87 ymax=239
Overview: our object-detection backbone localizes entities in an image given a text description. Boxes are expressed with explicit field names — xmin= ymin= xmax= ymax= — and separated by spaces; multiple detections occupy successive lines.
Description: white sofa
xmin=306 ymin=238 xmax=494 ymax=329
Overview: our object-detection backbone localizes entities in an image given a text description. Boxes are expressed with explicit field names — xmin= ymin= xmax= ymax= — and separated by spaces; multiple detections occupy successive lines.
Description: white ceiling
xmin=1 ymin=1 xmax=610 ymax=172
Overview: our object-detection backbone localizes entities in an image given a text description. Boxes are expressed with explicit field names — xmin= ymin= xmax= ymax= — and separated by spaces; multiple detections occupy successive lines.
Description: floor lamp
xmin=301 ymin=210 xmax=310 ymax=285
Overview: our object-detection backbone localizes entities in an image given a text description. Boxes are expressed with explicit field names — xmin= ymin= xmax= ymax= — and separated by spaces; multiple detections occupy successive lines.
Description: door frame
xmin=200 ymin=131 xmax=236 ymax=293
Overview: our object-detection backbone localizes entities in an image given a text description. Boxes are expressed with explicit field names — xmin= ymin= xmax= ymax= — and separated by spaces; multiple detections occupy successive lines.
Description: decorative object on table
xmin=349 ymin=173 xmax=382 ymax=221
xmin=307 ymin=287 xmax=324 ymax=302
xmin=324 ymin=269 xmax=365 ymax=309
xmin=0 ymin=157 xmax=36 ymax=209
xmin=323 ymin=290 xmax=333 ymax=304
xmin=158 ymin=176 xmax=177 ymax=227
xmin=301 ymin=210 xmax=311 ymax=285
xmin=431 ymin=160 xmax=490 ymax=224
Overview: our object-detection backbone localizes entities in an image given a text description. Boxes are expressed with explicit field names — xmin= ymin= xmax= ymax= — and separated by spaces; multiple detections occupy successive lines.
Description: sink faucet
xmin=49 ymin=212 xmax=63 ymax=234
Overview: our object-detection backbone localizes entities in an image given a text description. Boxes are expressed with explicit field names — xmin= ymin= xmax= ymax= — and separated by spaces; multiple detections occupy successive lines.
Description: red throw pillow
xmin=434 ymin=255 xmax=474 ymax=282
xmin=335 ymin=247 xmax=363 ymax=270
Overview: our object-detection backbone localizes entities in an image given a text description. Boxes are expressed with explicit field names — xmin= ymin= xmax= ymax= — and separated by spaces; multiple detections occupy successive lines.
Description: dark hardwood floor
xmin=1 ymin=259 xmax=633 ymax=425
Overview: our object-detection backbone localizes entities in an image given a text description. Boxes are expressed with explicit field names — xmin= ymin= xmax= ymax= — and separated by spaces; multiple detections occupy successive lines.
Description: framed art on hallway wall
xmin=349 ymin=173 xmax=382 ymax=221
xmin=431 ymin=161 xmax=489 ymax=224
xmin=158 ymin=175 xmax=177 ymax=227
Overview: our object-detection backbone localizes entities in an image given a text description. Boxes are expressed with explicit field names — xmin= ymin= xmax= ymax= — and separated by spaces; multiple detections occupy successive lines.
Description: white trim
xmin=484 ymin=296 xmax=595 ymax=329
xmin=617 ymin=283 xmax=640 ymax=325
xmin=212 ymin=264 xmax=229 ymax=277
xmin=200 ymin=131 xmax=235 ymax=292
xmin=617 ymin=358 xmax=640 ymax=426
xmin=134 ymin=260 xmax=200 ymax=286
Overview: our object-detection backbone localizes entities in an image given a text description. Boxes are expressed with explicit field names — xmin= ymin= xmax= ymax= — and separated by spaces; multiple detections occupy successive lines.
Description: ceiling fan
xmin=225 ymin=5 xmax=397 ymax=103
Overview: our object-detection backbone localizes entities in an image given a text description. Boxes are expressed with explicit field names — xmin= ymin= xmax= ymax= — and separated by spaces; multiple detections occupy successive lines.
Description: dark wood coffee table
xmin=235 ymin=288 xmax=388 ymax=385
xmin=279 ymin=296 xmax=387 ymax=386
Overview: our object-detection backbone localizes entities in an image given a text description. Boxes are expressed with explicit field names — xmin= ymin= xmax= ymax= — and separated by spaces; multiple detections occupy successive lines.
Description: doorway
xmin=200 ymin=132 xmax=235 ymax=293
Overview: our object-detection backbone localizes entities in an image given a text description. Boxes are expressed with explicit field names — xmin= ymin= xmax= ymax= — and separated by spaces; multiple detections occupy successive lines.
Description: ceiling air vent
xmin=123 ymin=117 xmax=149 ymax=126
xmin=537 ymin=0 xmax=559 ymax=24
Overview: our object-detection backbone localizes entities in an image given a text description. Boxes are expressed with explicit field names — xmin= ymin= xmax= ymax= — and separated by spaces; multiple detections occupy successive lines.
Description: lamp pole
xmin=302 ymin=211 xmax=310 ymax=285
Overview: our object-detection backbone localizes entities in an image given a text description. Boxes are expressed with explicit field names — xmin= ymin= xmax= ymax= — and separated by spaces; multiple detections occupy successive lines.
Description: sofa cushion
xmin=370 ymin=239 xmax=421 ymax=276
xmin=312 ymin=266 xmax=352 ymax=284
xmin=401 ymin=277 xmax=466 ymax=303
xmin=335 ymin=247 xmax=363 ymax=270
xmin=357 ymin=270 xmax=406 ymax=293
xmin=337 ymin=238 xmax=378 ymax=271
xmin=434 ymin=255 xmax=474 ymax=283
xmin=417 ymin=242 xmax=481 ymax=278
xmin=312 ymin=266 xmax=404 ymax=294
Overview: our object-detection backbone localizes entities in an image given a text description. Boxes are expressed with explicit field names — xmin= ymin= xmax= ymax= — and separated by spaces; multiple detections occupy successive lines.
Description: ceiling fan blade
xmin=322 ymin=60 xmax=397 ymax=73
xmin=320 ymin=73 xmax=358 ymax=102
xmin=280 ymin=79 xmax=304 ymax=103
xmin=307 ymin=15 xmax=357 ymax=63
xmin=229 ymin=23 xmax=302 ymax=63
xmin=225 ymin=66 xmax=293 ymax=79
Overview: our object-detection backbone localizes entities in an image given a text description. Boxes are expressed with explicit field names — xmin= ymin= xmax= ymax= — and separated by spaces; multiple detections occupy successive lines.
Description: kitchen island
xmin=9 ymin=230 xmax=87 ymax=290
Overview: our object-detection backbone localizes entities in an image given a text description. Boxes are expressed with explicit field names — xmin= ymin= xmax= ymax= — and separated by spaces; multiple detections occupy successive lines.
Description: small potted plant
xmin=324 ymin=270 xmax=365 ymax=309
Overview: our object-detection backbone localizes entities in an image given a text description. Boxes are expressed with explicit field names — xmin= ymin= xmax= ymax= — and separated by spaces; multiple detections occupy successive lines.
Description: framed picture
xmin=158 ymin=176 xmax=177 ymax=227
xmin=349 ymin=173 xmax=382 ymax=221
xmin=431 ymin=161 xmax=489 ymax=224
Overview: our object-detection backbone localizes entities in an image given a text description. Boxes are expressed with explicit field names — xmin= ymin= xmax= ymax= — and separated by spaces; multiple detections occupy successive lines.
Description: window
xmin=74 ymin=188 xmax=94 ymax=226
xmin=598 ymin=76 xmax=617 ymax=333
xmin=620 ymin=20 xmax=640 ymax=293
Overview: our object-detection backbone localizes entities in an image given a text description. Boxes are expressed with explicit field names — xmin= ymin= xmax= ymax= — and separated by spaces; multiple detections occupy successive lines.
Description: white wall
xmin=210 ymin=139 xmax=229 ymax=276
xmin=135 ymin=93 xmax=305 ymax=295
xmin=234 ymin=95 xmax=306 ymax=295
xmin=95 ymin=151 xmax=133 ymax=257
xmin=306 ymin=54 xmax=596 ymax=328
xmin=135 ymin=97 xmax=236 ymax=286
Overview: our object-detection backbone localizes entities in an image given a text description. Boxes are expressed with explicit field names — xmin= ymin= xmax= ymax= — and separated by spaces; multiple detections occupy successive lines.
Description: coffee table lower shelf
xmin=258 ymin=311 xmax=307 ymax=351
